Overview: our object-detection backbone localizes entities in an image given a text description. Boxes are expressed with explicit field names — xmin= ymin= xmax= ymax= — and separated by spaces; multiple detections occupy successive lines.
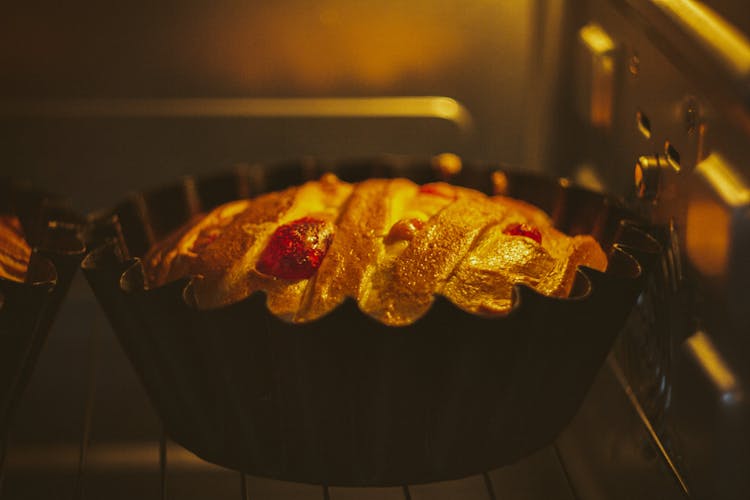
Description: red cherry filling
xmin=503 ymin=223 xmax=542 ymax=244
xmin=419 ymin=183 xmax=456 ymax=200
xmin=256 ymin=217 xmax=334 ymax=280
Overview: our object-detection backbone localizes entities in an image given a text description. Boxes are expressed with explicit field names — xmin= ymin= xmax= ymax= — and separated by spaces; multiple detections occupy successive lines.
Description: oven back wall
xmin=0 ymin=0 xmax=535 ymax=212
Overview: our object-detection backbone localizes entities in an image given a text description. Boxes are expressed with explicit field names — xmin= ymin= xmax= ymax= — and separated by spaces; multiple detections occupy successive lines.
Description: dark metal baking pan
xmin=82 ymin=156 xmax=657 ymax=486
xmin=0 ymin=179 xmax=86 ymax=432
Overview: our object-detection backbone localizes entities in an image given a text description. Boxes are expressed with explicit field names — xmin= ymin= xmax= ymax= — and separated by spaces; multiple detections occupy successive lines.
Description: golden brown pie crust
xmin=143 ymin=174 xmax=608 ymax=325
xmin=0 ymin=216 xmax=31 ymax=283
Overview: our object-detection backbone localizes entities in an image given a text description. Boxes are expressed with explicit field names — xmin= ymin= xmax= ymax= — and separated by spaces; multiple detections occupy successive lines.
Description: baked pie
xmin=143 ymin=174 xmax=607 ymax=325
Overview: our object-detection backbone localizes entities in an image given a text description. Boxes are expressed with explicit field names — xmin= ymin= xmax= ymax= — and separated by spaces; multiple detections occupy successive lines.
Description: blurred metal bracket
xmin=0 ymin=96 xmax=474 ymax=135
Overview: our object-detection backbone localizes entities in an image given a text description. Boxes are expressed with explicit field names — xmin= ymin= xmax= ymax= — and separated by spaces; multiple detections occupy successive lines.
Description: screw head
xmin=683 ymin=97 xmax=700 ymax=134
xmin=629 ymin=53 xmax=640 ymax=76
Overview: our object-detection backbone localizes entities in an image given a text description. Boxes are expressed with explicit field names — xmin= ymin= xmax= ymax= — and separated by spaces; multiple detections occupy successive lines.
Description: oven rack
xmin=0 ymin=276 xmax=576 ymax=500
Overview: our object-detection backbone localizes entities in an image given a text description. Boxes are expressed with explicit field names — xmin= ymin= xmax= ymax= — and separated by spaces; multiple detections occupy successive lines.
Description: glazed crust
xmin=143 ymin=175 xmax=608 ymax=325
xmin=0 ymin=216 xmax=31 ymax=283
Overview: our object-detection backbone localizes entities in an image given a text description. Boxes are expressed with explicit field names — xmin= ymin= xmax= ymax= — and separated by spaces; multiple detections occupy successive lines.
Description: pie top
xmin=143 ymin=174 xmax=607 ymax=325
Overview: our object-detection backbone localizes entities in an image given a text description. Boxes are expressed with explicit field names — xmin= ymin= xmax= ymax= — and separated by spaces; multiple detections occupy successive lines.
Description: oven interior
xmin=1 ymin=0 xmax=748 ymax=498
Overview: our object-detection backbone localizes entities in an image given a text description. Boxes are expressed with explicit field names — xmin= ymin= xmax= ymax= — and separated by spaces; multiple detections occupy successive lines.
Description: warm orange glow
xmin=579 ymin=23 xmax=615 ymax=54
xmin=175 ymin=1 xmax=469 ymax=91
xmin=491 ymin=171 xmax=509 ymax=196
xmin=686 ymin=198 xmax=729 ymax=277
xmin=573 ymin=164 xmax=605 ymax=193
xmin=579 ymin=23 xmax=615 ymax=128
xmin=634 ymin=162 xmax=644 ymax=190
xmin=0 ymin=1 xmax=533 ymax=98
xmin=696 ymin=153 xmax=750 ymax=207
xmin=686 ymin=153 xmax=749 ymax=277
xmin=685 ymin=330 xmax=742 ymax=400
xmin=431 ymin=152 xmax=463 ymax=177
xmin=653 ymin=0 xmax=750 ymax=77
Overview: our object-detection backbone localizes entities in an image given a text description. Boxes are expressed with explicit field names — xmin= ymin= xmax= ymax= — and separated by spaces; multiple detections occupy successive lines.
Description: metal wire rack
xmin=0 ymin=277 xmax=576 ymax=500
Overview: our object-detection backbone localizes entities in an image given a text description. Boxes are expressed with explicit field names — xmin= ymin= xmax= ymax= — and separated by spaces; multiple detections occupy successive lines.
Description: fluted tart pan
xmin=0 ymin=179 xmax=85 ymax=432
xmin=82 ymin=156 xmax=659 ymax=486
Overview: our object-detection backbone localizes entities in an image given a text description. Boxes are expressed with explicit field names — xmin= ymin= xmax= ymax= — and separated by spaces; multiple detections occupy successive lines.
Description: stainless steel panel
xmin=545 ymin=1 xmax=750 ymax=498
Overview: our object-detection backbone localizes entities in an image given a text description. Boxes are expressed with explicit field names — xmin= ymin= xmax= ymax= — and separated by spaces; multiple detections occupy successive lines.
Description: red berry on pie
xmin=503 ymin=222 xmax=542 ymax=244
xmin=256 ymin=217 xmax=334 ymax=279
